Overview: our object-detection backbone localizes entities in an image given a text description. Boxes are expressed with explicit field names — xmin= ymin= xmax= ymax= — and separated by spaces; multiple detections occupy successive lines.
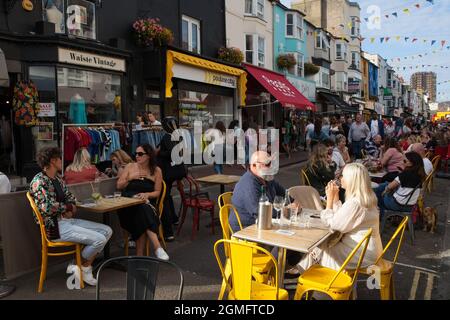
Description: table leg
xmin=103 ymin=212 xmax=111 ymax=260
xmin=277 ymin=247 xmax=287 ymax=288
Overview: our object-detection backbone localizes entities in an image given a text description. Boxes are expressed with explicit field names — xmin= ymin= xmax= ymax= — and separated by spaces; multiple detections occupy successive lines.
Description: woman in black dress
xmin=117 ymin=144 xmax=169 ymax=259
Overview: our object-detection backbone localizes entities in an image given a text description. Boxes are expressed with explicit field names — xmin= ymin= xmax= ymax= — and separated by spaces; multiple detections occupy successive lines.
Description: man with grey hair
xmin=408 ymin=143 xmax=433 ymax=175
xmin=348 ymin=114 xmax=370 ymax=159
xmin=230 ymin=151 xmax=285 ymax=232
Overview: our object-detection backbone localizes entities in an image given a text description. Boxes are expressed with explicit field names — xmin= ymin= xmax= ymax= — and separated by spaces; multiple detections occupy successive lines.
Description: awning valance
xmin=243 ymin=63 xmax=315 ymax=111
xmin=0 ymin=49 xmax=9 ymax=88
xmin=318 ymin=92 xmax=356 ymax=112
xmin=166 ymin=50 xmax=247 ymax=106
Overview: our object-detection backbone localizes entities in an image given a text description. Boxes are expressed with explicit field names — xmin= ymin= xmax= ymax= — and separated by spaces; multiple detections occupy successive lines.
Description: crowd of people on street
xmin=2 ymin=109 xmax=447 ymax=291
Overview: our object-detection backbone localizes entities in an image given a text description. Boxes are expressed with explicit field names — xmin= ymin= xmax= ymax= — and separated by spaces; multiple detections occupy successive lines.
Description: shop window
xmin=42 ymin=0 xmax=96 ymax=40
xmin=182 ymin=15 xmax=201 ymax=54
xmin=178 ymin=89 xmax=233 ymax=129
xmin=29 ymin=66 xmax=58 ymax=156
xmin=57 ymin=67 xmax=121 ymax=126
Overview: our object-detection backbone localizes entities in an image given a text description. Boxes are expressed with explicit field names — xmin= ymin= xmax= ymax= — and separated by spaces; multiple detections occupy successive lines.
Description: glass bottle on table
xmin=280 ymin=190 xmax=291 ymax=229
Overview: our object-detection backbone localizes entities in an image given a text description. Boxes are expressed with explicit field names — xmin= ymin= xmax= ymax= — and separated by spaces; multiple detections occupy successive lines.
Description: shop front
xmin=0 ymin=40 xmax=128 ymax=182
xmin=316 ymin=90 xmax=356 ymax=116
xmin=243 ymin=63 xmax=315 ymax=129
xmin=162 ymin=49 xmax=246 ymax=130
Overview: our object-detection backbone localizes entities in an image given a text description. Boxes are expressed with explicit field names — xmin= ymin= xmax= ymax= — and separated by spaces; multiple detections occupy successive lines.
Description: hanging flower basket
xmin=12 ymin=80 xmax=40 ymax=126
xmin=304 ymin=62 xmax=320 ymax=76
xmin=218 ymin=47 xmax=244 ymax=65
xmin=132 ymin=18 xmax=174 ymax=47
xmin=277 ymin=53 xmax=297 ymax=70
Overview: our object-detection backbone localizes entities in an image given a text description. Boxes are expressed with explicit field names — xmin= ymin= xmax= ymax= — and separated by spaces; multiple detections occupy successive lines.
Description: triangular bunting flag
xmin=415 ymin=4 xmax=421 ymax=9
xmin=360 ymin=37 xmax=366 ymax=41
xmin=412 ymin=38 xmax=418 ymax=42
xmin=385 ymin=15 xmax=389 ymax=19
xmin=385 ymin=37 xmax=390 ymax=42
xmin=392 ymin=12 xmax=398 ymax=18
xmin=441 ymin=40 xmax=447 ymax=47
xmin=405 ymin=37 xmax=409 ymax=42
xmin=347 ymin=22 xmax=352 ymax=29
xmin=364 ymin=17 xmax=369 ymax=22
xmin=370 ymin=37 xmax=375 ymax=43
xmin=419 ymin=55 xmax=423 ymax=57
xmin=396 ymin=36 xmax=401 ymax=41
xmin=423 ymin=39 xmax=427 ymax=43
xmin=380 ymin=38 xmax=385 ymax=43
xmin=431 ymin=40 xmax=437 ymax=46
xmin=403 ymin=9 xmax=410 ymax=14
xmin=426 ymin=0 xmax=434 ymax=4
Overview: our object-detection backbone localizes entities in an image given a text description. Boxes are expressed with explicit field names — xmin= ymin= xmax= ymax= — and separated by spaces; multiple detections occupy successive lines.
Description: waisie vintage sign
xmin=58 ymin=48 xmax=126 ymax=72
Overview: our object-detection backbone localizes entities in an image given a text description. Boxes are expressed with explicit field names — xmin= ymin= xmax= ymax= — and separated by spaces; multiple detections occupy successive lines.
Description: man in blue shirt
xmin=231 ymin=151 xmax=285 ymax=232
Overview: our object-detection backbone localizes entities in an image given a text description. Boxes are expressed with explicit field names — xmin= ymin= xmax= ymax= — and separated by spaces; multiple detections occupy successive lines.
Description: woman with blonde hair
xmin=290 ymin=163 xmax=383 ymax=276
xmin=304 ymin=143 xmax=337 ymax=197
xmin=106 ymin=149 xmax=134 ymax=178
xmin=64 ymin=148 xmax=106 ymax=184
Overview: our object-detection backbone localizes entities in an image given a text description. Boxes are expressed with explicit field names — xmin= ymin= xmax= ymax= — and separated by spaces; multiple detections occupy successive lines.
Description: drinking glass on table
xmin=273 ymin=196 xmax=284 ymax=223
xmin=114 ymin=191 xmax=121 ymax=201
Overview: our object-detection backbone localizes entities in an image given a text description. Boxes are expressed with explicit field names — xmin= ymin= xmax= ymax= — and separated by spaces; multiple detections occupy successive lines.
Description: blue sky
xmin=281 ymin=0 xmax=450 ymax=101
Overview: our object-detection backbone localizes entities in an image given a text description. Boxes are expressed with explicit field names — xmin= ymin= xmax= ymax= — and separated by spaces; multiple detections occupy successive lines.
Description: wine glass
xmin=273 ymin=196 xmax=284 ymax=222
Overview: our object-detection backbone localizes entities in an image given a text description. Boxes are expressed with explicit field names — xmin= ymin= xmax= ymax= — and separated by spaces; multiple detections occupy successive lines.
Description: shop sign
xmin=38 ymin=103 xmax=56 ymax=117
xmin=173 ymin=63 xmax=237 ymax=89
xmin=286 ymin=76 xmax=316 ymax=102
xmin=58 ymin=48 xmax=126 ymax=72
xmin=348 ymin=78 xmax=361 ymax=93
xmin=205 ymin=71 xmax=237 ymax=88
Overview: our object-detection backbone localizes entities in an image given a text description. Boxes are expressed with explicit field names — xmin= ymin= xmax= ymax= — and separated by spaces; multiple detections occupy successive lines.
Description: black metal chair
xmin=95 ymin=256 xmax=184 ymax=300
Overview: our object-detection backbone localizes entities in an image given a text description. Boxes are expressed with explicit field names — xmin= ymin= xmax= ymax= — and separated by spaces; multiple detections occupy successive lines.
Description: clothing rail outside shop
xmin=61 ymin=123 xmax=116 ymax=176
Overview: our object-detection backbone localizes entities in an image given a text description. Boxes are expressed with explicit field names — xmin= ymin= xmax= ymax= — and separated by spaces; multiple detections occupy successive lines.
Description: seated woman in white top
xmin=293 ymin=163 xmax=383 ymax=273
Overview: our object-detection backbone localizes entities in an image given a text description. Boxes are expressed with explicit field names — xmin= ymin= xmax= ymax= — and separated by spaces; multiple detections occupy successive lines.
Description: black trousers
xmin=161 ymin=178 xmax=178 ymax=238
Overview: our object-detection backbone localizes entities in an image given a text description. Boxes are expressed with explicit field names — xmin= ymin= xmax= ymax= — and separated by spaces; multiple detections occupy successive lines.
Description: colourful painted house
xmin=273 ymin=1 xmax=316 ymax=103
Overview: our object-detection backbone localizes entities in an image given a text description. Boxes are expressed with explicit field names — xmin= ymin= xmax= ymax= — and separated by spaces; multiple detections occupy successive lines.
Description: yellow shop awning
xmin=166 ymin=50 xmax=247 ymax=106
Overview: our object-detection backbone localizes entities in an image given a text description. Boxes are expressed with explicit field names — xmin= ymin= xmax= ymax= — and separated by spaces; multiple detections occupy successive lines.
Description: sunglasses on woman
xmin=135 ymin=152 xmax=147 ymax=157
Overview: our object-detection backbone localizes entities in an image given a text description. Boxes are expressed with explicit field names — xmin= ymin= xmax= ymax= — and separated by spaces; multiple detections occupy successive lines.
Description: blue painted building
xmin=368 ymin=61 xmax=379 ymax=98
xmin=273 ymin=2 xmax=316 ymax=103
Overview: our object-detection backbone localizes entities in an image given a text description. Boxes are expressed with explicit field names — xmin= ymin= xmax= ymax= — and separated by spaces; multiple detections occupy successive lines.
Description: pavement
xmin=1 ymin=149 xmax=450 ymax=300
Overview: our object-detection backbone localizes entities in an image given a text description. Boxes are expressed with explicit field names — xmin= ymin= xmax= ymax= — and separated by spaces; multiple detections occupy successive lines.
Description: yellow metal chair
xmin=124 ymin=180 xmax=167 ymax=256
xmin=26 ymin=192 xmax=84 ymax=292
xmin=300 ymin=168 xmax=311 ymax=186
xmin=361 ymin=149 xmax=367 ymax=158
xmin=293 ymin=229 xmax=372 ymax=300
xmin=422 ymin=170 xmax=435 ymax=194
xmin=214 ymin=239 xmax=288 ymax=300
xmin=348 ymin=217 xmax=408 ymax=300
xmin=218 ymin=192 xmax=233 ymax=209
xmin=217 ymin=204 xmax=273 ymax=299
xmin=431 ymin=155 xmax=441 ymax=171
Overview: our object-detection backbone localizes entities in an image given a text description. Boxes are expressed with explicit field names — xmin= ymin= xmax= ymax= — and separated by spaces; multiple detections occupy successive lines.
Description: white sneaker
xmin=155 ymin=248 xmax=169 ymax=261
xmin=81 ymin=266 xmax=97 ymax=286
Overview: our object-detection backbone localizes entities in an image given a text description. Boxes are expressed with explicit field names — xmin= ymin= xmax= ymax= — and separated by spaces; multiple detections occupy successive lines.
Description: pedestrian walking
xmin=348 ymin=113 xmax=370 ymax=159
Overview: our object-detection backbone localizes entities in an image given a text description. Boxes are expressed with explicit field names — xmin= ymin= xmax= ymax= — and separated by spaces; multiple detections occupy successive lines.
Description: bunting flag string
xmin=363 ymin=0 xmax=435 ymax=21
xmin=389 ymin=45 xmax=450 ymax=62
xmin=363 ymin=37 xmax=450 ymax=47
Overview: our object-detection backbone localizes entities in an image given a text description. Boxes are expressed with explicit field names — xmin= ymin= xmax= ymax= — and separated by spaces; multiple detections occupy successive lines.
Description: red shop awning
xmin=244 ymin=63 xmax=316 ymax=111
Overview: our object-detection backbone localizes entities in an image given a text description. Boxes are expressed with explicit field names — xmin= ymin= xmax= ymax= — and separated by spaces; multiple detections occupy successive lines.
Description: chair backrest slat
xmin=218 ymin=192 xmax=233 ymax=209
xmin=327 ymin=229 xmax=372 ymax=290
xmin=213 ymin=239 xmax=279 ymax=300
xmin=157 ymin=180 xmax=166 ymax=218
xmin=375 ymin=216 xmax=408 ymax=266
xmin=26 ymin=192 xmax=48 ymax=246
xmin=96 ymin=256 xmax=184 ymax=300
xmin=288 ymin=186 xmax=324 ymax=211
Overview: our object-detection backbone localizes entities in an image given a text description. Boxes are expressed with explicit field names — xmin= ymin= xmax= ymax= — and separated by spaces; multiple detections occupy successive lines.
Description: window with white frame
xmin=286 ymin=12 xmax=303 ymax=39
xmin=336 ymin=43 xmax=347 ymax=61
xmin=297 ymin=53 xmax=304 ymax=77
xmin=351 ymin=17 xmax=360 ymax=37
xmin=245 ymin=34 xmax=265 ymax=67
xmin=351 ymin=51 xmax=360 ymax=70
xmin=182 ymin=15 xmax=201 ymax=54
xmin=315 ymin=31 xmax=328 ymax=49
xmin=245 ymin=0 xmax=264 ymax=19
xmin=321 ymin=69 xmax=330 ymax=88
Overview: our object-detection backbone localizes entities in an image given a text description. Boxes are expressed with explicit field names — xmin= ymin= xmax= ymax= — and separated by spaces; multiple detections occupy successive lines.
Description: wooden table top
xmin=76 ymin=197 xmax=145 ymax=213
xmin=232 ymin=220 xmax=332 ymax=254
xmin=195 ymin=174 xmax=241 ymax=185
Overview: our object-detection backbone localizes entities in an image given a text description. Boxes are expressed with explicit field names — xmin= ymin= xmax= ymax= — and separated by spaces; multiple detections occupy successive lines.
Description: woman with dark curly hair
xmin=29 ymin=147 xmax=113 ymax=286
xmin=117 ymin=144 xmax=169 ymax=259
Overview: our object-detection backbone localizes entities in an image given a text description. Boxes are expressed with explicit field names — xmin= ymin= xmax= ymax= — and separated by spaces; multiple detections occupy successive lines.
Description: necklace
xmin=137 ymin=164 xmax=148 ymax=180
